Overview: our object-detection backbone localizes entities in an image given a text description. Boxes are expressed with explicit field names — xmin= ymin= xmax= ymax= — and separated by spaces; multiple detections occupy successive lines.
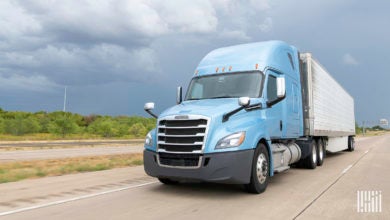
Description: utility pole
xmin=63 ymin=86 xmax=67 ymax=112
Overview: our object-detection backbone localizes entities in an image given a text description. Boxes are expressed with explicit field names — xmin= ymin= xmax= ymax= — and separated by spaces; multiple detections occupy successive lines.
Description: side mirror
xmin=277 ymin=77 xmax=286 ymax=98
xmin=144 ymin=102 xmax=157 ymax=118
xmin=177 ymin=86 xmax=183 ymax=104
xmin=144 ymin=102 xmax=155 ymax=111
xmin=238 ymin=97 xmax=250 ymax=107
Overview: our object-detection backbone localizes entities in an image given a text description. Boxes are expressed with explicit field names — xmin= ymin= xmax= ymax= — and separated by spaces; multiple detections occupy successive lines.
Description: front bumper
xmin=143 ymin=149 xmax=254 ymax=184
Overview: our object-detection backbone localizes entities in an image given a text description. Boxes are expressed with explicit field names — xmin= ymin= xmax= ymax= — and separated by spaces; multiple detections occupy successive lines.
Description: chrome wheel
xmin=256 ymin=153 xmax=268 ymax=184
xmin=245 ymin=143 xmax=269 ymax=194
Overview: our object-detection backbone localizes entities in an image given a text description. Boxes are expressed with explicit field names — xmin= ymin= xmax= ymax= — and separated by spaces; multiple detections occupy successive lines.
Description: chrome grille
xmin=157 ymin=115 xmax=209 ymax=154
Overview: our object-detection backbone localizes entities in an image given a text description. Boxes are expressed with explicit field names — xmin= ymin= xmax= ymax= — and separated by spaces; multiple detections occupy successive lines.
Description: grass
xmin=0 ymin=141 xmax=143 ymax=152
xmin=356 ymin=130 xmax=389 ymax=137
xmin=0 ymin=133 xmax=143 ymax=141
xmin=0 ymin=154 xmax=143 ymax=184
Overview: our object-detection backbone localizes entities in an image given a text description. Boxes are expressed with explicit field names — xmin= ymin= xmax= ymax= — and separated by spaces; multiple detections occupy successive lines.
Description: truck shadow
xmin=150 ymin=182 xmax=250 ymax=198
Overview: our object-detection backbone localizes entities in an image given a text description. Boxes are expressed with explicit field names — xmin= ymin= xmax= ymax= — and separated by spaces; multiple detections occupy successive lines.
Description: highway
xmin=0 ymin=134 xmax=389 ymax=219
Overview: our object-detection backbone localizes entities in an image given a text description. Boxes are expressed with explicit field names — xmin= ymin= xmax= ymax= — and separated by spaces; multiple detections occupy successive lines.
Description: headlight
xmin=145 ymin=131 xmax=153 ymax=146
xmin=215 ymin=132 xmax=246 ymax=149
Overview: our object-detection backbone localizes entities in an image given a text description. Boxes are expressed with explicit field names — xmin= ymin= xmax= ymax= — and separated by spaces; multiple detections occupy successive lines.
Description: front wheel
xmin=245 ymin=143 xmax=269 ymax=194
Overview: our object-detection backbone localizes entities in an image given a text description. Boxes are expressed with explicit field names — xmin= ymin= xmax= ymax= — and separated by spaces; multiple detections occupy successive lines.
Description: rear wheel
xmin=317 ymin=139 xmax=325 ymax=166
xmin=304 ymin=140 xmax=317 ymax=169
xmin=158 ymin=178 xmax=179 ymax=185
xmin=348 ymin=136 xmax=355 ymax=152
xmin=245 ymin=143 xmax=269 ymax=194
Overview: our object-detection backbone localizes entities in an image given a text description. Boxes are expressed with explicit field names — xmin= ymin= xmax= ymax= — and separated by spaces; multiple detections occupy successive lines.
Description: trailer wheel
xmin=158 ymin=178 xmax=179 ymax=185
xmin=317 ymin=139 xmax=325 ymax=166
xmin=348 ymin=136 xmax=355 ymax=152
xmin=304 ymin=140 xmax=317 ymax=169
xmin=245 ymin=143 xmax=269 ymax=194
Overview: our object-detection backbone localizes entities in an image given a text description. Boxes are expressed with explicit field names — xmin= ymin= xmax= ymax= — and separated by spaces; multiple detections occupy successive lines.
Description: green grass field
xmin=0 ymin=154 xmax=143 ymax=184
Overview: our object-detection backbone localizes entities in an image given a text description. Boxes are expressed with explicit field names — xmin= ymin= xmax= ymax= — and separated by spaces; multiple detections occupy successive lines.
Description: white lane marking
xmin=0 ymin=181 xmax=158 ymax=217
xmin=342 ymin=164 xmax=353 ymax=174
xmin=364 ymin=150 xmax=369 ymax=154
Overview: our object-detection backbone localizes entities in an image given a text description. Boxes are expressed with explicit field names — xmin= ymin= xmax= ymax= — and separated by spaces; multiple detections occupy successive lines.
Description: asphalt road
xmin=0 ymin=134 xmax=389 ymax=219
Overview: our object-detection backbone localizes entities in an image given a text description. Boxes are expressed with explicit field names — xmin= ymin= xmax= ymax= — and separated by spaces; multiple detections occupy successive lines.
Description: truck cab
xmin=143 ymin=41 xmax=355 ymax=194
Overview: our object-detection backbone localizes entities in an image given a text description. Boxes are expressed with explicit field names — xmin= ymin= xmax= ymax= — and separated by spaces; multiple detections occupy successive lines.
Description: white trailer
xmin=300 ymin=53 xmax=355 ymax=152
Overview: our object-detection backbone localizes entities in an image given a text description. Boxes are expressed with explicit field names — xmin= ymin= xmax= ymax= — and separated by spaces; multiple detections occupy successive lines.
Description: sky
xmin=0 ymin=0 xmax=389 ymax=126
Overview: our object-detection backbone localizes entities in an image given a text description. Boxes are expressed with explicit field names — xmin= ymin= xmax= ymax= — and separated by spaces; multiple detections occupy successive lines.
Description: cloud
xmin=258 ymin=17 xmax=273 ymax=32
xmin=0 ymin=0 xmax=274 ymax=90
xmin=0 ymin=44 xmax=162 ymax=86
xmin=0 ymin=74 xmax=59 ymax=92
xmin=218 ymin=29 xmax=251 ymax=41
xmin=342 ymin=53 xmax=359 ymax=66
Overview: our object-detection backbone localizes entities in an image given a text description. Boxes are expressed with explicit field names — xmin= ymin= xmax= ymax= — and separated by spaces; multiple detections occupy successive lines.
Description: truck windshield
xmin=185 ymin=71 xmax=263 ymax=100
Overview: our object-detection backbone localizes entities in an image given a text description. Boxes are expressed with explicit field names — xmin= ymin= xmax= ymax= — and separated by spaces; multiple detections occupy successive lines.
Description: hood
xmin=159 ymin=98 xmax=239 ymax=119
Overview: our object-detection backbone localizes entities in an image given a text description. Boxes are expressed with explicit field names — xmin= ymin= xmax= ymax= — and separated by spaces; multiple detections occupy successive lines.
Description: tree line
xmin=0 ymin=108 xmax=156 ymax=138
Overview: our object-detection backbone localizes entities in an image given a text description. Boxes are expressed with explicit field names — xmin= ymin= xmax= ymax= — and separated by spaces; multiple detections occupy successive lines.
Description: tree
xmin=48 ymin=114 xmax=79 ymax=137
xmin=0 ymin=118 xmax=5 ymax=134
xmin=87 ymin=117 xmax=121 ymax=137
xmin=355 ymin=122 xmax=363 ymax=134
xmin=129 ymin=123 xmax=147 ymax=137
xmin=4 ymin=115 xmax=40 ymax=135
xmin=371 ymin=125 xmax=385 ymax=131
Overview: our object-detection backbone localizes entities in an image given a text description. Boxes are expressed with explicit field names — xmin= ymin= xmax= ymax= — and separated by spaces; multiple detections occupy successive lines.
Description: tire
xmin=304 ymin=140 xmax=317 ymax=169
xmin=158 ymin=178 xmax=179 ymax=185
xmin=316 ymin=139 xmax=325 ymax=166
xmin=245 ymin=143 xmax=270 ymax=194
xmin=348 ymin=136 xmax=355 ymax=152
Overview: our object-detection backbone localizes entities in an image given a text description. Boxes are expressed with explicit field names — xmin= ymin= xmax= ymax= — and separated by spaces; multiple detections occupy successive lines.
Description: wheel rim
xmin=318 ymin=142 xmax=323 ymax=161
xmin=256 ymin=153 xmax=268 ymax=184
xmin=312 ymin=143 xmax=317 ymax=164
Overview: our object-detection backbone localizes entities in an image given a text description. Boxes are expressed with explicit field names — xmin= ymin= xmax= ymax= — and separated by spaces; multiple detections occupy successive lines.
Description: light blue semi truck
xmin=143 ymin=41 xmax=355 ymax=194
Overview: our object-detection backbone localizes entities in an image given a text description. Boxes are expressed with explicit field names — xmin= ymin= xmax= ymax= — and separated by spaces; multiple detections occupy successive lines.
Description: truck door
xmin=265 ymin=72 xmax=284 ymax=139
xmin=285 ymin=82 xmax=301 ymax=137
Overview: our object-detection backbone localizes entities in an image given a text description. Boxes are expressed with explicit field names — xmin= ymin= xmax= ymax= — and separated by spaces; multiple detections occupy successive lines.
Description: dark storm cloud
xmin=1 ymin=0 xmax=389 ymax=122
xmin=0 ymin=0 xmax=272 ymax=89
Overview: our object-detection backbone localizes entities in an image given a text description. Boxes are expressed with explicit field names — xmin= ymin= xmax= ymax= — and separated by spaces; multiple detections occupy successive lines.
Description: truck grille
xmin=157 ymin=116 xmax=209 ymax=153
xmin=158 ymin=153 xmax=202 ymax=168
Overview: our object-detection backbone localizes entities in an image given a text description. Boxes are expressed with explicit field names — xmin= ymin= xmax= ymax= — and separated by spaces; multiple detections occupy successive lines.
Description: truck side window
xmin=267 ymin=75 xmax=277 ymax=101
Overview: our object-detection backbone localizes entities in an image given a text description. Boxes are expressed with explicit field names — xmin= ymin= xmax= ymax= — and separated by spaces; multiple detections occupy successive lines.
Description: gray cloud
xmin=3 ymin=0 xmax=388 ymax=123
xmin=0 ymin=0 xmax=272 ymax=90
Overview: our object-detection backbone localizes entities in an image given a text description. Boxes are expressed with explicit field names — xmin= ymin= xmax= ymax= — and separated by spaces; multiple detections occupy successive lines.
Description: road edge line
xmin=293 ymin=148 xmax=372 ymax=219
xmin=0 ymin=181 xmax=158 ymax=217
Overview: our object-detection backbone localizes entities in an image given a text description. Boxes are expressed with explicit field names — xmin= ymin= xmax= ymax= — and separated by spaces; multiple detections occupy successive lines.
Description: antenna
xmin=63 ymin=86 xmax=67 ymax=112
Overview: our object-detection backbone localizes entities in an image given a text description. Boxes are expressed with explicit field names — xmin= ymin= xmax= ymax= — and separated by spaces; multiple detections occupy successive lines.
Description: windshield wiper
xmin=210 ymin=95 xmax=236 ymax=99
